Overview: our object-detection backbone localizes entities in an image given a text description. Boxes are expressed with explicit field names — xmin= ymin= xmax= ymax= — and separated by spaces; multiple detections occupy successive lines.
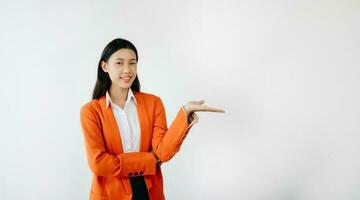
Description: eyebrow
xmin=115 ymin=58 xmax=136 ymax=61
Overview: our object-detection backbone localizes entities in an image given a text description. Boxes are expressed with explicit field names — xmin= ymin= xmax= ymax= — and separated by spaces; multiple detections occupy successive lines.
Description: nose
xmin=123 ymin=64 xmax=131 ymax=73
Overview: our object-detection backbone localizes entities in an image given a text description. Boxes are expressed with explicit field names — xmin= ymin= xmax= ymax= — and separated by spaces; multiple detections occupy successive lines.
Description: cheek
xmin=107 ymin=69 xmax=118 ymax=81
xmin=132 ymin=66 xmax=137 ymax=73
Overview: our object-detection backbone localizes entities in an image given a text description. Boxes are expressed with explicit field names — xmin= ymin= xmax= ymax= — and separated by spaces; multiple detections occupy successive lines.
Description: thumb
xmin=189 ymin=100 xmax=205 ymax=105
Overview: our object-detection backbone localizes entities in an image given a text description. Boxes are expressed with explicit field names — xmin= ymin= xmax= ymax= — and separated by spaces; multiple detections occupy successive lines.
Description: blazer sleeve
xmin=80 ymin=105 xmax=157 ymax=177
xmin=151 ymin=97 xmax=199 ymax=162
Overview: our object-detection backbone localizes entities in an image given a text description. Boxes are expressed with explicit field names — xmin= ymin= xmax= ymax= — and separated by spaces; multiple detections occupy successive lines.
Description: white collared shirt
xmin=106 ymin=89 xmax=141 ymax=152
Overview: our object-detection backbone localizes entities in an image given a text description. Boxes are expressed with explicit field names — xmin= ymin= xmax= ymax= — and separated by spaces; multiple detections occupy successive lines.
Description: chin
xmin=115 ymin=82 xmax=133 ymax=89
xmin=120 ymin=85 xmax=132 ymax=89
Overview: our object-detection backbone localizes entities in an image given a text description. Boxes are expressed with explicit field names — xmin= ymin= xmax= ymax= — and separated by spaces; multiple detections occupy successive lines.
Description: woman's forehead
xmin=110 ymin=49 xmax=136 ymax=60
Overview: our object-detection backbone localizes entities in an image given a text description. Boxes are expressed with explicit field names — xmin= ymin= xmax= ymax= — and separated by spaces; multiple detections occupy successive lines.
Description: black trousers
xmin=129 ymin=176 xmax=150 ymax=200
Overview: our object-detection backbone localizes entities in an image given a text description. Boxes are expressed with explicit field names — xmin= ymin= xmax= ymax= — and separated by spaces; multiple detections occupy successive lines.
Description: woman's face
xmin=101 ymin=48 xmax=137 ymax=89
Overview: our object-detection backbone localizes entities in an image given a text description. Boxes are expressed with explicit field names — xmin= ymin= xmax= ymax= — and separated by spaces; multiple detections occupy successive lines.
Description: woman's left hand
xmin=182 ymin=100 xmax=225 ymax=117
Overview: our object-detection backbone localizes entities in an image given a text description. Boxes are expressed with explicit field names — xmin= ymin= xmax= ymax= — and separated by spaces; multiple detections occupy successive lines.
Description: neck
xmin=109 ymin=85 xmax=129 ymax=105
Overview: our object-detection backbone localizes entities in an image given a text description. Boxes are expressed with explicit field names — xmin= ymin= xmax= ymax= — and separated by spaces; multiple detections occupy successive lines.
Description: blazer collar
xmin=99 ymin=91 xmax=151 ymax=154
xmin=105 ymin=89 xmax=138 ymax=109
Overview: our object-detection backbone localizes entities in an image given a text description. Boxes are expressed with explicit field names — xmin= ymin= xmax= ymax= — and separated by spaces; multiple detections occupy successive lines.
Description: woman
xmin=80 ymin=38 xmax=225 ymax=200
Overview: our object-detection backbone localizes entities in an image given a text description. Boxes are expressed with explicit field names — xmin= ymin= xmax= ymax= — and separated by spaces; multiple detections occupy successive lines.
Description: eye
xmin=116 ymin=62 xmax=123 ymax=65
xmin=130 ymin=62 xmax=136 ymax=65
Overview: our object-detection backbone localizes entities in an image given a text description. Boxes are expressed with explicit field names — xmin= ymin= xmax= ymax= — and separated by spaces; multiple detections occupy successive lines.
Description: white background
xmin=1 ymin=0 xmax=359 ymax=199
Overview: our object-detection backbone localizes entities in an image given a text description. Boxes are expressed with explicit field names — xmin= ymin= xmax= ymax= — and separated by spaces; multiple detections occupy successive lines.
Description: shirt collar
xmin=106 ymin=89 xmax=137 ymax=109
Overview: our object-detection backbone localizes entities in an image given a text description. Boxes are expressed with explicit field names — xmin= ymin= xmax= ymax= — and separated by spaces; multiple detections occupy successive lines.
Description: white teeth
xmin=121 ymin=77 xmax=131 ymax=80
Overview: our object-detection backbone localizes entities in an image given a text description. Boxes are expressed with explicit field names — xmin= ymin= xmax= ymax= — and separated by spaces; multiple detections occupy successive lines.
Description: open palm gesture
xmin=182 ymin=100 xmax=225 ymax=124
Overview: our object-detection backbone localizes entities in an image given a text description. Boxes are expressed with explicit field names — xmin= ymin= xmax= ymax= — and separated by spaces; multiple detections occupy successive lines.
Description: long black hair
xmin=92 ymin=38 xmax=141 ymax=100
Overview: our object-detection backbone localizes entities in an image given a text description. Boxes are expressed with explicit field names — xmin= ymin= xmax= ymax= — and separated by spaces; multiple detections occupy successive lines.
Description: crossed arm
xmin=79 ymin=97 xmax=198 ymax=178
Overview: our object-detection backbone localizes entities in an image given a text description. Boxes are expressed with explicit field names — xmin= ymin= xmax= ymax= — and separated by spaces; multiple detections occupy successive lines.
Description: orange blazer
xmin=80 ymin=91 xmax=197 ymax=200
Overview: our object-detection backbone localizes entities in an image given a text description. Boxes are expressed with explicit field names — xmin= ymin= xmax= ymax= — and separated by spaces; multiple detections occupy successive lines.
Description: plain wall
xmin=0 ymin=0 xmax=359 ymax=199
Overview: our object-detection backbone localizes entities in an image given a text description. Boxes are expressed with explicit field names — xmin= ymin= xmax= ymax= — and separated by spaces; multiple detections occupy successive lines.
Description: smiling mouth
xmin=120 ymin=76 xmax=131 ymax=80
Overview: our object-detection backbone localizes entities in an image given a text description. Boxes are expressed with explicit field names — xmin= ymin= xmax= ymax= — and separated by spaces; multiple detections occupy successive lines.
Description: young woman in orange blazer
xmin=80 ymin=38 xmax=225 ymax=200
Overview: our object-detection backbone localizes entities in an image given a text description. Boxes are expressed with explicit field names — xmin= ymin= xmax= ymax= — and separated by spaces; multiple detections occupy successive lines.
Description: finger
xmin=194 ymin=105 xmax=225 ymax=113
xmin=192 ymin=112 xmax=199 ymax=122
xmin=188 ymin=112 xmax=200 ymax=124
xmin=188 ymin=100 xmax=205 ymax=105
xmin=205 ymin=107 xmax=225 ymax=113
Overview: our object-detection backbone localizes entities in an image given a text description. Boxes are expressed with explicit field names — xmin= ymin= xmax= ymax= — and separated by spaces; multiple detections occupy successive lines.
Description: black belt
xmin=129 ymin=176 xmax=150 ymax=200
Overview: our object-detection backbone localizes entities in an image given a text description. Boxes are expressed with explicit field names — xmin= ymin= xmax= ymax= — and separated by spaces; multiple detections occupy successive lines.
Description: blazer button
xmin=134 ymin=172 xmax=138 ymax=176
xmin=140 ymin=171 xmax=144 ymax=175
xmin=129 ymin=172 xmax=133 ymax=176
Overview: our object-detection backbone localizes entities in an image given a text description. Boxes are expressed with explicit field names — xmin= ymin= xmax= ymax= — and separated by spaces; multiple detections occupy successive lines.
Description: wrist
xmin=182 ymin=105 xmax=190 ymax=117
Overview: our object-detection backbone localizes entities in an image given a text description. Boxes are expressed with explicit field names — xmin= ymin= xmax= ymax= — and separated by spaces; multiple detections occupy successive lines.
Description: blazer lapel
xmin=100 ymin=92 xmax=152 ymax=154
xmin=134 ymin=92 xmax=152 ymax=152
xmin=100 ymin=96 xmax=124 ymax=154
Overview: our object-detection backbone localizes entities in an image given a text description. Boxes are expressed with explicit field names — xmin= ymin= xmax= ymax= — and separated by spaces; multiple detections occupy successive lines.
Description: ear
xmin=101 ymin=60 xmax=108 ymax=73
